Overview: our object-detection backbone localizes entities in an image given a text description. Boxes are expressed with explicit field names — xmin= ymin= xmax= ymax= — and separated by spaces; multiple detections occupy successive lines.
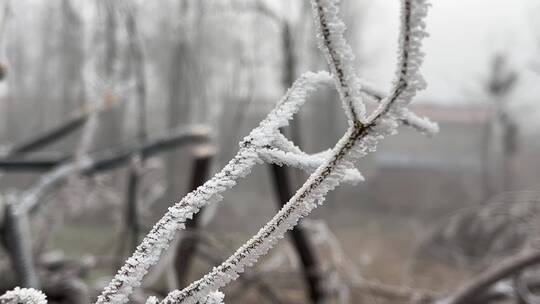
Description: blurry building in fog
xmin=367 ymin=103 xmax=540 ymax=216
xmin=368 ymin=104 xmax=491 ymax=216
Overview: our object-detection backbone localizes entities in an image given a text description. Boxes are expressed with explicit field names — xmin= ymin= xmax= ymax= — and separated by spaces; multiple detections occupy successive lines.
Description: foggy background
xmin=1 ymin=0 xmax=540 ymax=303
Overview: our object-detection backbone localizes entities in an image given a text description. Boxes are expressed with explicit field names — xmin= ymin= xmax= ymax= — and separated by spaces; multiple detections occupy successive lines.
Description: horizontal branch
xmin=355 ymin=280 xmax=436 ymax=302
xmin=14 ymin=126 xmax=211 ymax=215
xmin=0 ymin=155 xmax=70 ymax=172
xmin=5 ymin=114 xmax=87 ymax=156
xmin=439 ymin=250 xmax=540 ymax=304
xmin=2 ymin=97 xmax=125 ymax=157
xmin=0 ymin=126 xmax=210 ymax=173
xmin=85 ymin=126 xmax=210 ymax=174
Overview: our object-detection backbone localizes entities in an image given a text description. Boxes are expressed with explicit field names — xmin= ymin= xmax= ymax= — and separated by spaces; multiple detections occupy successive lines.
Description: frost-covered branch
xmin=0 ymin=0 xmax=434 ymax=302
xmin=0 ymin=287 xmax=47 ymax=304
xmin=95 ymin=72 xmax=333 ymax=304
xmin=359 ymin=81 xmax=438 ymax=135
xmin=258 ymin=147 xmax=363 ymax=184
xmin=144 ymin=292 xmax=224 ymax=304
xmin=313 ymin=0 xmax=366 ymax=124
xmin=157 ymin=0 xmax=431 ymax=303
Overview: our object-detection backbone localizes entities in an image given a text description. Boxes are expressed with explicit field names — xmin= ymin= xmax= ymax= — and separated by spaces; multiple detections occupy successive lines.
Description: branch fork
xmin=1 ymin=0 xmax=435 ymax=303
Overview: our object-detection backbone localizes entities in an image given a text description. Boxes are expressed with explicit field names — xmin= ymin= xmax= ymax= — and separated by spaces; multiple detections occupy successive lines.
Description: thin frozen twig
xmin=95 ymin=72 xmax=333 ymax=304
xmin=159 ymin=0 xmax=431 ymax=303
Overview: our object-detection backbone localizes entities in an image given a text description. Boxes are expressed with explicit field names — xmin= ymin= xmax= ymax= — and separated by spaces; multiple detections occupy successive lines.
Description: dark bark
xmin=0 ymin=128 xmax=210 ymax=173
xmin=6 ymin=113 xmax=87 ymax=156
xmin=0 ymin=204 xmax=39 ymax=288
xmin=271 ymin=19 xmax=326 ymax=304
xmin=85 ymin=128 xmax=209 ymax=175
xmin=125 ymin=165 xmax=141 ymax=253
xmin=441 ymin=251 xmax=540 ymax=304
xmin=123 ymin=4 xmax=148 ymax=252
xmin=269 ymin=163 xmax=326 ymax=304
xmin=0 ymin=155 xmax=69 ymax=171
xmin=174 ymin=145 xmax=215 ymax=288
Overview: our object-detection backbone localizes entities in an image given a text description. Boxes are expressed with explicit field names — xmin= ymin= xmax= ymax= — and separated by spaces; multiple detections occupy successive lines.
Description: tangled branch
xmin=2 ymin=0 xmax=434 ymax=303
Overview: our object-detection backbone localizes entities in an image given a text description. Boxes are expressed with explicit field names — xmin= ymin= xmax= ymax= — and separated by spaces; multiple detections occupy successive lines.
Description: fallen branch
xmin=438 ymin=250 xmax=540 ymax=304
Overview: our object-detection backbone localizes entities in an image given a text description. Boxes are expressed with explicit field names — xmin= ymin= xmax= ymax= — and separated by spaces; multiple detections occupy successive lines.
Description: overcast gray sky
xmin=355 ymin=0 xmax=540 ymax=105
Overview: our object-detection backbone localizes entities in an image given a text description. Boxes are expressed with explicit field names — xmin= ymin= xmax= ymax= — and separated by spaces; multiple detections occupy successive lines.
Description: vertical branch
xmin=159 ymin=0 xmax=430 ymax=302
xmin=59 ymin=0 xmax=84 ymax=117
xmin=124 ymin=1 xmax=148 ymax=252
xmin=166 ymin=0 xmax=195 ymax=213
xmin=125 ymin=162 xmax=142 ymax=253
xmin=269 ymin=163 xmax=326 ymax=303
xmin=174 ymin=145 xmax=215 ymax=288
xmin=281 ymin=23 xmax=303 ymax=149
xmin=95 ymin=0 xmax=123 ymax=149
xmin=95 ymin=72 xmax=331 ymax=304
xmin=273 ymin=17 xmax=325 ymax=304
xmin=312 ymin=0 xmax=367 ymax=124
xmin=1 ymin=203 xmax=39 ymax=288
xmin=103 ymin=0 xmax=117 ymax=79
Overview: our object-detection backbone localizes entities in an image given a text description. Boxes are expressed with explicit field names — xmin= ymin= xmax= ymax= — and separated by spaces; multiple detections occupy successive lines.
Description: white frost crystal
xmin=0 ymin=0 xmax=435 ymax=303
xmin=95 ymin=72 xmax=335 ymax=304
xmin=158 ymin=0 xmax=433 ymax=303
xmin=0 ymin=288 xmax=47 ymax=304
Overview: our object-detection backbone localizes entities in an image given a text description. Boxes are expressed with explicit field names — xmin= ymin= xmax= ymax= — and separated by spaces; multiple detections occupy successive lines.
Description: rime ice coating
xmin=0 ymin=288 xmax=47 ymax=304
xmin=144 ymin=292 xmax=224 ymax=304
xmin=94 ymin=72 xmax=334 ymax=304
xmin=200 ymin=292 xmax=225 ymax=304
xmin=0 ymin=0 xmax=433 ymax=303
xmin=311 ymin=0 xmax=367 ymax=124
xmin=158 ymin=0 xmax=431 ymax=303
